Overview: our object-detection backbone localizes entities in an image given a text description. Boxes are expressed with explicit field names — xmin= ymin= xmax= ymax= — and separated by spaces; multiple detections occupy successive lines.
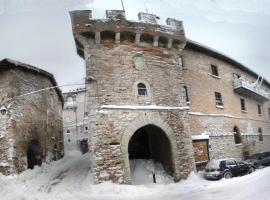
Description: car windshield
xmin=206 ymin=160 xmax=220 ymax=169
xmin=249 ymin=153 xmax=261 ymax=159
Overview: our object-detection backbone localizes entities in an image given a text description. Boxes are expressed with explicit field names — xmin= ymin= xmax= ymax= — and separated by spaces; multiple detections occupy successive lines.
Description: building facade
xmin=0 ymin=59 xmax=64 ymax=175
xmin=182 ymin=41 xmax=270 ymax=167
xmin=70 ymin=10 xmax=196 ymax=183
xmin=63 ymin=88 xmax=90 ymax=153
xmin=70 ymin=10 xmax=270 ymax=183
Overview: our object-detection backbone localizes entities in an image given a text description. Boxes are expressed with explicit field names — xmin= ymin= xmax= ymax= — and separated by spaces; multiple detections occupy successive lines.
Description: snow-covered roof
xmin=0 ymin=58 xmax=64 ymax=104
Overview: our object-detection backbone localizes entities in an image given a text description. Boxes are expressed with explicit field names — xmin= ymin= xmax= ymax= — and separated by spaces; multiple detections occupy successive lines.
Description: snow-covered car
xmin=245 ymin=151 xmax=270 ymax=168
xmin=204 ymin=158 xmax=254 ymax=180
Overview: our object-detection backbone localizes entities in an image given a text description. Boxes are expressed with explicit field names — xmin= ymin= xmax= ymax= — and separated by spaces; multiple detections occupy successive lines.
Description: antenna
xmin=121 ymin=0 xmax=125 ymax=12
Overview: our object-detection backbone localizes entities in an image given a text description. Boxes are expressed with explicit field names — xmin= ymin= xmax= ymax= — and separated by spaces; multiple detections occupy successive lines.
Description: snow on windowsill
xmin=192 ymin=135 xmax=209 ymax=140
xmin=216 ymin=105 xmax=224 ymax=109
xmin=235 ymin=143 xmax=242 ymax=147
xmin=210 ymin=74 xmax=221 ymax=79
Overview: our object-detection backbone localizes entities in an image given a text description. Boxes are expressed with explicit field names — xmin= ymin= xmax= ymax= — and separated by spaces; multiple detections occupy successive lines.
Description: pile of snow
xmin=0 ymin=151 xmax=270 ymax=200
xmin=130 ymin=159 xmax=173 ymax=185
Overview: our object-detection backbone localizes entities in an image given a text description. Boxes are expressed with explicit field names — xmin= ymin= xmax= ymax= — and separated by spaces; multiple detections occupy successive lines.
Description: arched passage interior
xmin=27 ymin=140 xmax=42 ymax=169
xmin=128 ymin=124 xmax=173 ymax=175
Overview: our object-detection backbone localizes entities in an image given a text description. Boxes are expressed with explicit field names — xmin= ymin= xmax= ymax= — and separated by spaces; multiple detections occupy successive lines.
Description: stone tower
xmin=70 ymin=10 xmax=196 ymax=184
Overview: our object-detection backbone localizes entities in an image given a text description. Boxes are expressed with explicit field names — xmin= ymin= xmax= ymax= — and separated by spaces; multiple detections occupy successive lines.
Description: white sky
xmin=0 ymin=0 xmax=270 ymax=92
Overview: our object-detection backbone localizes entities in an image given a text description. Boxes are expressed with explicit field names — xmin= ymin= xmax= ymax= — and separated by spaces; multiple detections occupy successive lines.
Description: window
xmin=85 ymin=126 xmax=88 ymax=131
xmin=258 ymin=104 xmax=262 ymax=115
xmin=215 ymin=92 xmax=223 ymax=106
xmin=258 ymin=128 xmax=263 ymax=142
xmin=226 ymin=159 xmax=236 ymax=166
xmin=183 ymin=86 xmax=189 ymax=102
xmin=233 ymin=126 xmax=242 ymax=144
xmin=137 ymin=83 xmax=147 ymax=96
xmin=66 ymin=130 xmax=70 ymax=134
xmin=211 ymin=65 xmax=219 ymax=76
xmin=240 ymin=98 xmax=246 ymax=111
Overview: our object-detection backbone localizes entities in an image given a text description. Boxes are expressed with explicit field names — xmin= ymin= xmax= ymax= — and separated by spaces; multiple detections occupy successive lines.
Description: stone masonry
xmin=70 ymin=10 xmax=196 ymax=183
xmin=0 ymin=59 xmax=64 ymax=175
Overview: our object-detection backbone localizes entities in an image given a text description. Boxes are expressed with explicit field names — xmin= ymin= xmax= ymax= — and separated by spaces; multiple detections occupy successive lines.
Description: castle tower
xmin=70 ymin=10 xmax=196 ymax=183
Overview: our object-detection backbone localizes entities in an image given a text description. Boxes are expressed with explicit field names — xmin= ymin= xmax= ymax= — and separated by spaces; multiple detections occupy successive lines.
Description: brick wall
xmin=182 ymin=48 xmax=270 ymax=160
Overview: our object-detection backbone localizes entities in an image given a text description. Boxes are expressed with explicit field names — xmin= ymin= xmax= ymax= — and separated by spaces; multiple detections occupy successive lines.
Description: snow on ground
xmin=129 ymin=159 xmax=173 ymax=185
xmin=0 ymin=151 xmax=270 ymax=200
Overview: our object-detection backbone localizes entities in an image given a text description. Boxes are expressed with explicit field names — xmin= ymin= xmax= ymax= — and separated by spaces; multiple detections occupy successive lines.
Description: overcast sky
xmin=0 ymin=0 xmax=270 ymax=92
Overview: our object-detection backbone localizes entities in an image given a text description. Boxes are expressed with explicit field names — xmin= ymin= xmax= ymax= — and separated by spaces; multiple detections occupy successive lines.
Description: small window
xmin=66 ymin=130 xmax=70 ymax=134
xmin=258 ymin=128 xmax=263 ymax=141
xmin=138 ymin=83 xmax=147 ymax=96
xmin=183 ymin=86 xmax=189 ymax=102
xmin=258 ymin=104 xmax=262 ymax=115
xmin=233 ymin=126 xmax=241 ymax=144
xmin=215 ymin=92 xmax=223 ymax=106
xmin=211 ymin=65 xmax=219 ymax=76
xmin=240 ymin=98 xmax=246 ymax=111
xmin=85 ymin=126 xmax=88 ymax=131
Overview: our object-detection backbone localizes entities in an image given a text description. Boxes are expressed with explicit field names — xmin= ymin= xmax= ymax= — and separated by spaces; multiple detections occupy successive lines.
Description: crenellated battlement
xmin=70 ymin=10 xmax=186 ymax=58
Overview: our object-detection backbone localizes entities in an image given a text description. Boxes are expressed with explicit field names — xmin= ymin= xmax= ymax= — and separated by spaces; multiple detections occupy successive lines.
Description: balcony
xmin=233 ymin=77 xmax=269 ymax=101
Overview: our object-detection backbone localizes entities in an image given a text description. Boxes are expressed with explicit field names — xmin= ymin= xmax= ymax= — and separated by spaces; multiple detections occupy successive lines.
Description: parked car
xmin=204 ymin=158 xmax=254 ymax=180
xmin=245 ymin=151 xmax=270 ymax=168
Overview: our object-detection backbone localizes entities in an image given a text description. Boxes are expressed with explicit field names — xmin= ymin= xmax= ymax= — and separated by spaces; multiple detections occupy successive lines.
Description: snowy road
xmin=0 ymin=151 xmax=270 ymax=200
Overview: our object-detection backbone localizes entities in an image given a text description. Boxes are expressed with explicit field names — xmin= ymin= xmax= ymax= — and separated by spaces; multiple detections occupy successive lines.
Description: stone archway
xmin=121 ymin=113 xmax=177 ymax=183
xmin=27 ymin=140 xmax=42 ymax=169
xmin=128 ymin=124 xmax=173 ymax=176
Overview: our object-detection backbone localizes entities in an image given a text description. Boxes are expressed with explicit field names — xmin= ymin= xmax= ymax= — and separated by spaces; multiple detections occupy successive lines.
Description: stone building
xmin=63 ymin=88 xmax=89 ymax=153
xmin=182 ymin=41 xmax=270 ymax=168
xmin=69 ymin=10 xmax=270 ymax=183
xmin=70 ymin=10 xmax=195 ymax=184
xmin=0 ymin=58 xmax=64 ymax=175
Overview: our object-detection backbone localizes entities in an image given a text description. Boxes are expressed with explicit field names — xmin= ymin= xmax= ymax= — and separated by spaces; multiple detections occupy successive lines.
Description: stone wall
xmin=89 ymin=109 xmax=194 ymax=183
xmin=70 ymin=10 xmax=196 ymax=183
xmin=0 ymin=68 xmax=63 ymax=174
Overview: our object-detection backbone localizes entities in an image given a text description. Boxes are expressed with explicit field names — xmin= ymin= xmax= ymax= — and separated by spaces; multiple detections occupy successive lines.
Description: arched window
xmin=233 ymin=126 xmax=242 ymax=144
xmin=137 ymin=83 xmax=147 ymax=96
xmin=258 ymin=128 xmax=263 ymax=142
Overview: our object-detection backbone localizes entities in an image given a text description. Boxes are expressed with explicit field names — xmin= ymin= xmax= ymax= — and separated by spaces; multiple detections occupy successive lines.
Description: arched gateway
xmin=27 ymin=140 xmax=42 ymax=169
xmin=128 ymin=125 xmax=173 ymax=176
xmin=120 ymin=113 xmax=180 ymax=183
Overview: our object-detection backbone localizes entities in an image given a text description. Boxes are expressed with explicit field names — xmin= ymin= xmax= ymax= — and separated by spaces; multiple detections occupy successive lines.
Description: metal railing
xmin=233 ymin=77 xmax=269 ymax=99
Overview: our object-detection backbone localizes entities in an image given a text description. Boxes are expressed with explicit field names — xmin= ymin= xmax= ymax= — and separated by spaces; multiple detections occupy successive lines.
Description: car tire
xmin=223 ymin=171 xmax=233 ymax=179
xmin=248 ymin=166 xmax=255 ymax=174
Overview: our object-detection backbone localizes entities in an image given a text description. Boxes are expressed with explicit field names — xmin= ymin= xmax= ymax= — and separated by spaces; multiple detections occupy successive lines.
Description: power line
xmin=6 ymin=82 xmax=85 ymax=102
